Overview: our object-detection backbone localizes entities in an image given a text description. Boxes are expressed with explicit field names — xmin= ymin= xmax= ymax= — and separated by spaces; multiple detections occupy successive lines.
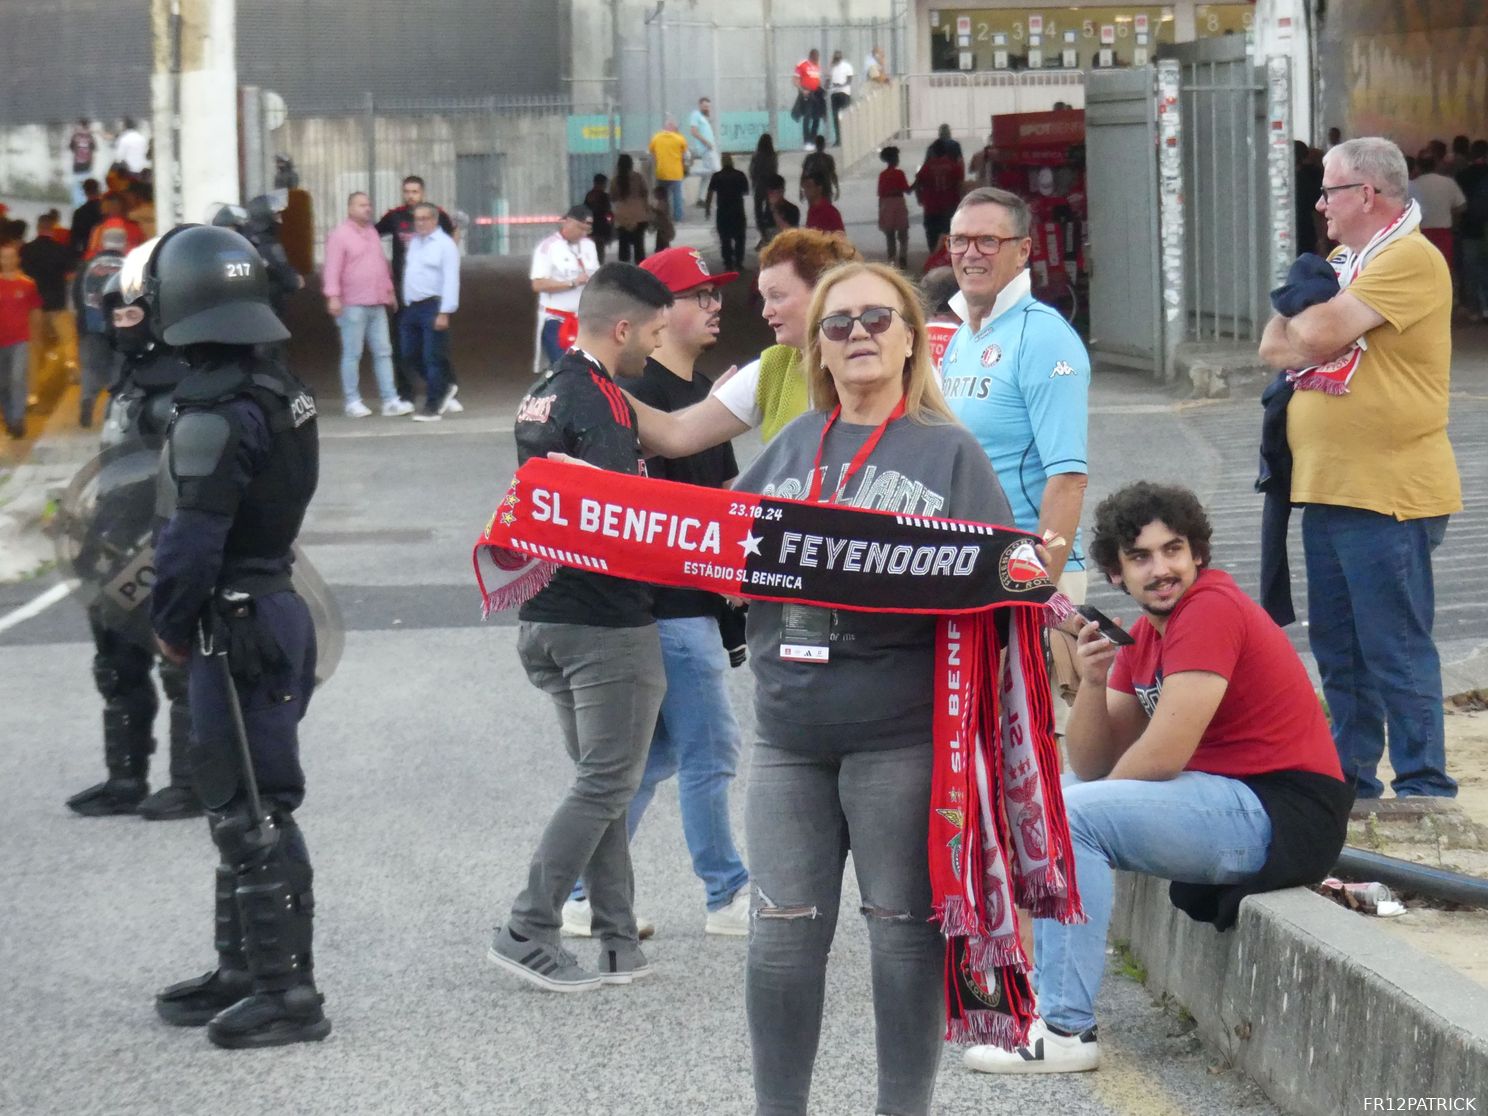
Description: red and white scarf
xmin=475 ymin=459 xmax=1083 ymax=1048
xmin=1286 ymin=199 xmax=1421 ymax=395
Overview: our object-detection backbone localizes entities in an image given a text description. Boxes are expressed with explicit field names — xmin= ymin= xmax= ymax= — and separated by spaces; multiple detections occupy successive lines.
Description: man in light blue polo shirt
xmin=939 ymin=186 xmax=1091 ymax=710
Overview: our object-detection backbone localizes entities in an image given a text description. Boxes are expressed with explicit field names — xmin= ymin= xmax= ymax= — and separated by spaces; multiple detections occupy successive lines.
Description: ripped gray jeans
xmin=744 ymin=741 xmax=944 ymax=1116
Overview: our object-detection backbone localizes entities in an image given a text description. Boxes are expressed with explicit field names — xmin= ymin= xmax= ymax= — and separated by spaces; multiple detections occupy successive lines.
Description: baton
xmin=201 ymin=596 xmax=267 ymax=825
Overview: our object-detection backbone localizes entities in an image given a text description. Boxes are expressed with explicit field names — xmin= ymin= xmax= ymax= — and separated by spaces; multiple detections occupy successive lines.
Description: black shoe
xmin=65 ymin=777 xmax=147 ymax=817
xmin=207 ymin=985 xmax=331 ymax=1049
xmin=156 ymin=968 xmax=253 ymax=1026
xmin=136 ymin=783 xmax=205 ymax=821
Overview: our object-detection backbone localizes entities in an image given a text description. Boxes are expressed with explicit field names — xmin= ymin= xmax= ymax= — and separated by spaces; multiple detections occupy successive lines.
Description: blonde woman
xmin=731 ymin=262 xmax=1013 ymax=1116
xmin=626 ymin=229 xmax=860 ymax=456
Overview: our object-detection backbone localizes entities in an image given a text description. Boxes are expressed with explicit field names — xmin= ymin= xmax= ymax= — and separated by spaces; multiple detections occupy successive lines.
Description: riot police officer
xmin=141 ymin=224 xmax=330 ymax=1048
xmin=64 ymin=264 xmax=204 ymax=821
xmin=209 ymin=195 xmax=302 ymax=316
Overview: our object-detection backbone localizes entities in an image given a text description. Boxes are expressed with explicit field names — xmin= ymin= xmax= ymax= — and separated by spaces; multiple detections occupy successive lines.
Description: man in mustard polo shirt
xmin=1259 ymin=136 xmax=1460 ymax=801
xmin=648 ymin=117 xmax=689 ymax=225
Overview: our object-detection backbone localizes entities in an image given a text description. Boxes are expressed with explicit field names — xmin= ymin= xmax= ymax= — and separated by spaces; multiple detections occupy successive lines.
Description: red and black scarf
xmin=474 ymin=457 xmax=1083 ymax=1048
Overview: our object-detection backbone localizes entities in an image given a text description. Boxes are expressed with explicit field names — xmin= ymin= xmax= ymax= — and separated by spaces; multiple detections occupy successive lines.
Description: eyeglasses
xmin=818 ymin=306 xmax=899 ymax=342
xmin=947 ymin=233 xmax=1026 ymax=255
xmin=688 ymin=288 xmax=722 ymax=308
xmin=1318 ymin=182 xmax=1369 ymax=205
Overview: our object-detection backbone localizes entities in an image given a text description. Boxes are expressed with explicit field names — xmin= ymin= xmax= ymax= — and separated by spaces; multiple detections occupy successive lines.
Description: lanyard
xmin=806 ymin=396 xmax=906 ymax=504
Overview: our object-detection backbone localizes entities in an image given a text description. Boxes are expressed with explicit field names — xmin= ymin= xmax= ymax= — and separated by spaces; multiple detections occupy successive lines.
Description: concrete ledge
xmin=1111 ymin=873 xmax=1488 ymax=1114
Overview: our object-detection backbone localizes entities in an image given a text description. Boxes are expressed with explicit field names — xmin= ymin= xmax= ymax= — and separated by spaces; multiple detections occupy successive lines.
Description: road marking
xmin=0 ymin=580 xmax=77 ymax=636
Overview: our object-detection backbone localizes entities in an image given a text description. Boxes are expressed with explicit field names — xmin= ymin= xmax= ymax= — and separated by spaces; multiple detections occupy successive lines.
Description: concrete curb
xmin=1111 ymin=872 xmax=1488 ymax=1115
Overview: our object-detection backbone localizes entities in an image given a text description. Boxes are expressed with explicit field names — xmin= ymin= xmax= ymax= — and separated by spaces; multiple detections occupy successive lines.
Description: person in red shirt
xmin=964 ymin=482 xmax=1352 ymax=1077
xmin=793 ymin=49 xmax=825 ymax=151
xmin=912 ymin=140 xmax=964 ymax=252
xmin=802 ymin=173 xmax=844 ymax=234
xmin=877 ymin=146 xmax=912 ymax=269
xmin=0 ymin=239 xmax=43 ymax=438
xmin=84 ymin=195 xmax=145 ymax=260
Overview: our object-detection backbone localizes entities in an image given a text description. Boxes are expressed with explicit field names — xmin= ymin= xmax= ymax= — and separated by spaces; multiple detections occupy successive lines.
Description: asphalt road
xmin=4 ymin=256 xmax=1484 ymax=1115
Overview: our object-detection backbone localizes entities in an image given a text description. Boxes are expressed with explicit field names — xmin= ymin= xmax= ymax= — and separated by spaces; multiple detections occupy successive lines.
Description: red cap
xmin=639 ymin=247 xmax=738 ymax=294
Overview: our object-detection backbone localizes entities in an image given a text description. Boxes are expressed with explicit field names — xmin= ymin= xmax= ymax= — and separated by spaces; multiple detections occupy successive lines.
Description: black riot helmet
xmin=142 ymin=224 xmax=289 ymax=346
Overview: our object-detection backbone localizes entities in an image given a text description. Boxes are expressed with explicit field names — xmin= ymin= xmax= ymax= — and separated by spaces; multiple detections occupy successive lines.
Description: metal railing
xmin=901 ymin=70 xmax=1086 ymax=142
xmin=267 ymin=94 xmax=609 ymax=265
xmin=839 ymin=80 xmax=907 ymax=170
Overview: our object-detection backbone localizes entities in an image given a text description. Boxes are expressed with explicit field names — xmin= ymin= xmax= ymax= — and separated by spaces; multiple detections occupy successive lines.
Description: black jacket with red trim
xmin=513 ymin=349 xmax=655 ymax=628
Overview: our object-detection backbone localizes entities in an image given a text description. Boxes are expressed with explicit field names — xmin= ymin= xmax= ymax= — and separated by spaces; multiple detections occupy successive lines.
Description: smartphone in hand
xmin=1075 ymin=604 xmax=1136 ymax=647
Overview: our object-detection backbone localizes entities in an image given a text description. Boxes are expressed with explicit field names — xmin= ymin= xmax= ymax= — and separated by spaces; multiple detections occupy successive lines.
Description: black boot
xmin=66 ymin=694 xmax=153 ymax=817
xmin=156 ymin=866 xmax=252 ymax=1026
xmin=138 ymin=684 xmax=203 ymax=821
xmin=206 ymin=984 xmax=330 ymax=1049
xmin=206 ymin=839 xmax=331 ymax=1048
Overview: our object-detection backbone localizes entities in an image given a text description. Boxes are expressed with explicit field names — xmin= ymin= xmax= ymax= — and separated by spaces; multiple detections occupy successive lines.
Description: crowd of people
xmin=21 ymin=86 xmax=1463 ymax=1114
xmin=484 ymin=136 xmax=1457 ymax=1116
xmin=0 ymin=154 xmax=157 ymax=439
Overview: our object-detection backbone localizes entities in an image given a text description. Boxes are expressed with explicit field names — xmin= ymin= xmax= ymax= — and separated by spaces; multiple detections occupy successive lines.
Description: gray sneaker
xmin=487 ymin=925 xmax=600 ymax=993
xmin=597 ymin=940 xmax=652 ymax=986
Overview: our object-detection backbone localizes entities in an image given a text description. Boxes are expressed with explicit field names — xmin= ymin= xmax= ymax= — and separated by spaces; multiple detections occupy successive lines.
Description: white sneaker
xmin=344 ymin=400 xmax=372 ymax=418
xmin=963 ymin=1018 xmax=1101 ymax=1075
xmin=437 ymin=383 xmax=459 ymax=414
xmin=380 ymin=398 xmax=415 ymax=417
xmin=444 ymin=397 xmax=464 ymax=413
xmin=704 ymin=889 xmax=751 ymax=937
xmin=560 ymin=898 xmax=655 ymax=940
xmin=411 ymin=411 xmax=442 ymax=423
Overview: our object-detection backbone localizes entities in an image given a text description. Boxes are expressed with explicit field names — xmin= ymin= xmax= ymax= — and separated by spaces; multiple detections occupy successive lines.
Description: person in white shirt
xmin=864 ymin=46 xmax=889 ymax=86
xmin=1411 ymin=155 xmax=1467 ymax=273
xmin=401 ymin=203 xmax=461 ymax=421
xmin=688 ymin=97 xmax=722 ymax=206
xmin=530 ymin=205 xmax=600 ymax=371
xmin=828 ymin=52 xmax=854 ymax=148
xmin=114 ymin=118 xmax=148 ymax=175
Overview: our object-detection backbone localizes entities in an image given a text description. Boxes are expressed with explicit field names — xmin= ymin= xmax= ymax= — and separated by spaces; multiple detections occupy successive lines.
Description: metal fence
xmin=618 ymin=13 xmax=908 ymax=155
xmin=262 ymin=94 xmax=614 ymax=265
xmin=901 ymin=71 xmax=1086 ymax=142
xmin=1172 ymin=39 xmax=1275 ymax=342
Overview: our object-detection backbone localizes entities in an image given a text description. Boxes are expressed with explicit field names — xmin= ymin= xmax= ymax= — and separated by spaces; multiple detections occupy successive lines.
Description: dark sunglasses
xmin=818 ymin=306 xmax=899 ymax=342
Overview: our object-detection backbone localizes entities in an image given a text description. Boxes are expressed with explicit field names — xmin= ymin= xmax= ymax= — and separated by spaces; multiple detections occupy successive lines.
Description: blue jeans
xmin=1302 ymin=504 xmax=1455 ymax=799
xmin=398 ymin=298 xmax=448 ymax=413
xmin=335 ymin=304 xmax=399 ymax=406
xmin=1034 ymin=772 xmax=1272 ymax=1034
xmin=539 ymin=317 xmax=563 ymax=367
xmin=1461 ymin=237 xmax=1488 ymax=317
xmin=0 ymin=341 xmax=28 ymax=430
xmin=573 ymin=616 xmax=749 ymax=910
xmin=663 ymin=178 xmax=685 ymax=222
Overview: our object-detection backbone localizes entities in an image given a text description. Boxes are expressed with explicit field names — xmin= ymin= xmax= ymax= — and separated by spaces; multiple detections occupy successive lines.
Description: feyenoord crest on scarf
xmin=473 ymin=458 xmax=1085 ymax=1048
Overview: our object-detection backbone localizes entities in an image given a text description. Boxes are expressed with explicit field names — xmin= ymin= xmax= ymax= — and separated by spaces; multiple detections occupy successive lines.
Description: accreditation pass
xmin=780 ymin=603 xmax=832 ymax=663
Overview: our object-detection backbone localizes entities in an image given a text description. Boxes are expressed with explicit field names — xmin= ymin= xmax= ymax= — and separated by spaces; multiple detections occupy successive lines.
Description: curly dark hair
xmin=1089 ymin=482 xmax=1212 ymax=579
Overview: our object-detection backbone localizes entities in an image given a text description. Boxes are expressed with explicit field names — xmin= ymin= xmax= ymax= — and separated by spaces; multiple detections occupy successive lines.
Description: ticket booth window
xmin=928 ymin=5 xmax=1255 ymax=72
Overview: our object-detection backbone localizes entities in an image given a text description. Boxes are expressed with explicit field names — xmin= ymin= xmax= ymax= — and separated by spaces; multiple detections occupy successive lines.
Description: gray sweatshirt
xmin=734 ymin=409 xmax=1013 ymax=754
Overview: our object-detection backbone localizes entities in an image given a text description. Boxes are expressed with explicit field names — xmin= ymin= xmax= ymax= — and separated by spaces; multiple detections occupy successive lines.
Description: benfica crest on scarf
xmin=474 ymin=458 xmax=1084 ymax=1048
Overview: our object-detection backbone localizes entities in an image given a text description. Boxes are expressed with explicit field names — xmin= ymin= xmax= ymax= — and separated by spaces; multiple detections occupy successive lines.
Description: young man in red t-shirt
xmin=0 ymin=239 xmax=43 ymax=439
xmin=802 ymin=173 xmax=844 ymax=234
xmin=965 ymin=482 xmax=1352 ymax=1076
xmin=793 ymin=49 xmax=825 ymax=151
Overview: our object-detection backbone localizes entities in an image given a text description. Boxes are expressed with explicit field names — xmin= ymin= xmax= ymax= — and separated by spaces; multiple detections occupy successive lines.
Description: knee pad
xmin=209 ymin=802 xmax=281 ymax=872
xmin=158 ymin=657 xmax=189 ymax=704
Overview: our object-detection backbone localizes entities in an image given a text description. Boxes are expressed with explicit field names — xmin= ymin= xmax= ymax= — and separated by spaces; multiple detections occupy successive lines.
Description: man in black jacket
xmin=487 ymin=263 xmax=673 ymax=994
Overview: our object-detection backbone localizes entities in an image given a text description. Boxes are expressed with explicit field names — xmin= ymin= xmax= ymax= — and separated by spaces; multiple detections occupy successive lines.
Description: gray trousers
xmin=511 ymin=621 xmax=665 ymax=945
xmin=745 ymin=741 xmax=945 ymax=1116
